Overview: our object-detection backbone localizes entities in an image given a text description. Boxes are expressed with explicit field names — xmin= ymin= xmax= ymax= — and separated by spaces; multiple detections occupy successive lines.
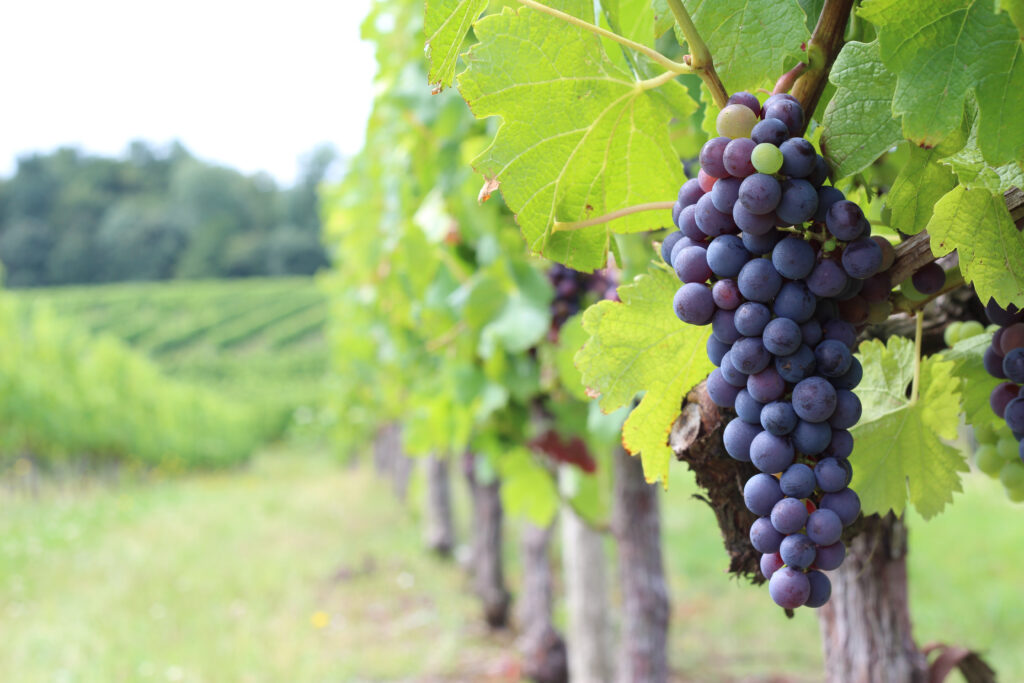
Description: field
xmin=0 ymin=446 xmax=1019 ymax=682
xmin=12 ymin=278 xmax=329 ymax=439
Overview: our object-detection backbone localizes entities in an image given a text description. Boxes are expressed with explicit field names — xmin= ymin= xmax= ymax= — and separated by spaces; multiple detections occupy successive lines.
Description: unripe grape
xmin=975 ymin=443 xmax=1003 ymax=476
xmin=751 ymin=143 xmax=784 ymax=175
xmin=716 ymin=103 xmax=758 ymax=139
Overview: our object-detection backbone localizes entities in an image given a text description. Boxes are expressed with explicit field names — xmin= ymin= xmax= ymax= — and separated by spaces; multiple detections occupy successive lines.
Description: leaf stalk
xmin=664 ymin=0 xmax=729 ymax=108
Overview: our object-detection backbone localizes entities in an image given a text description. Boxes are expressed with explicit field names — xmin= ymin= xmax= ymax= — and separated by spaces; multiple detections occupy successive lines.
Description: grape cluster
xmin=665 ymin=92 xmax=881 ymax=609
xmin=548 ymin=264 xmax=616 ymax=339
xmin=974 ymin=300 xmax=1024 ymax=500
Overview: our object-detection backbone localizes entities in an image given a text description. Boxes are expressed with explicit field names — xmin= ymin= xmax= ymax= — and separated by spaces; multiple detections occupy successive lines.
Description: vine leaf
xmin=942 ymin=104 xmax=1024 ymax=194
xmin=554 ymin=313 xmax=591 ymax=401
xmin=680 ymin=0 xmax=810 ymax=93
xmin=820 ymin=41 xmax=902 ymax=179
xmin=926 ymin=184 xmax=1024 ymax=308
xmin=500 ymin=445 xmax=560 ymax=524
xmin=851 ymin=337 xmax=967 ymax=520
xmin=576 ymin=263 xmax=713 ymax=485
xmin=887 ymin=147 xmax=958 ymax=236
xmin=941 ymin=332 xmax=1000 ymax=433
xmin=860 ymin=0 xmax=1024 ymax=165
xmin=424 ymin=0 xmax=489 ymax=91
xmin=458 ymin=3 xmax=693 ymax=271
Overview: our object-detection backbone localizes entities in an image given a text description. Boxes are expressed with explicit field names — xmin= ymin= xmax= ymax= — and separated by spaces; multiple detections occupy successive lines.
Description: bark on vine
xmin=462 ymin=452 xmax=511 ymax=628
xmin=561 ymin=504 xmax=613 ymax=683
xmin=517 ymin=519 xmax=568 ymax=683
xmin=423 ymin=454 xmax=455 ymax=557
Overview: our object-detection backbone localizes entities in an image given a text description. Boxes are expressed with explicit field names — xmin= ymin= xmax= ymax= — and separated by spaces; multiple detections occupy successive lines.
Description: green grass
xmin=0 ymin=450 xmax=1019 ymax=682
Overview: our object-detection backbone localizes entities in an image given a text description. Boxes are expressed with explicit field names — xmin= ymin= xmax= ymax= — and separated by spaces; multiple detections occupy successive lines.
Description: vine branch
xmin=664 ymin=0 xmax=729 ymax=108
xmin=514 ymin=0 xmax=690 ymax=75
xmin=552 ymin=201 xmax=675 ymax=232
xmin=791 ymin=0 xmax=855 ymax=131
xmin=910 ymin=311 xmax=923 ymax=404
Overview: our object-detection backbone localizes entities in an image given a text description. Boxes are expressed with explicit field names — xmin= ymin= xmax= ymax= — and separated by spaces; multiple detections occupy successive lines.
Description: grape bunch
xmin=664 ymin=92 xmax=881 ymax=609
xmin=547 ymin=264 xmax=616 ymax=339
xmin=973 ymin=300 xmax=1024 ymax=500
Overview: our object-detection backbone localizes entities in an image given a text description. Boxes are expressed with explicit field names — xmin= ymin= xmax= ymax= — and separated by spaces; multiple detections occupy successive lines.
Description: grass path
xmin=0 ymin=448 xmax=1020 ymax=681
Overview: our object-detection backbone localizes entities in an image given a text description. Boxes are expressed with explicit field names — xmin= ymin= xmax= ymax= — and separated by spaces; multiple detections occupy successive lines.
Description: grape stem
xmin=552 ymin=201 xmax=675 ymax=232
xmin=791 ymin=0 xmax=855 ymax=131
xmin=773 ymin=63 xmax=807 ymax=95
xmin=663 ymin=0 xmax=729 ymax=108
xmin=513 ymin=0 xmax=691 ymax=76
xmin=910 ymin=310 xmax=923 ymax=404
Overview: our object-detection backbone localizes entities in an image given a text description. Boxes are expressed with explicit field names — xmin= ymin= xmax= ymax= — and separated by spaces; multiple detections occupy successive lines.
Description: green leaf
xmin=926 ymin=184 xmax=1024 ymax=308
xmin=941 ymin=103 xmax=1024 ymax=194
xmin=458 ymin=5 xmax=692 ymax=271
xmin=850 ymin=337 xmax=967 ymax=519
xmin=820 ymin=41 xmax=902 ymax=179
xmin=555 ymin=313 xmax=591 ymax=400
xmin=425 ymin=0 xmax=489 ymax=91
xmin=797 ymin=0 xmax=826 ymax=32
xmin=576 ymin=263 xmax=713 ymax=485
xmin=500 ymin=446 xmax=560 ymax=524
xmin=941 ymin=332 xmax=999 ymax=431
xmin=1000 ymin=0 xmax=1024 ymax=37
xmin=682 ymin=0 xmax=810 ymax=93
xmin=887 ymin=146 xmax=958 ymax=235
xmin=860 ymin=0 xmax=1024 ymax=165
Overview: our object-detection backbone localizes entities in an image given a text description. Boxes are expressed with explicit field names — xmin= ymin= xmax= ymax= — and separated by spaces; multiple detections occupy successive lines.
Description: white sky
xmin=0 ymin=0 xmax=377 ymax=185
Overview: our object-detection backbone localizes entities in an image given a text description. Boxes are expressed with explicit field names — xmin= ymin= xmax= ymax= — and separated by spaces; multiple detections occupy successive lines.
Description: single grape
xmin=814 ymin=339 xmax=853 ymax=377
xmin=801 ymin=319 xmax=823 ymax=347
xmin=661 ymin=231 xmax=684 ymax=265
xmin=872 ymin=235 xmax=896 ymax=271
xmin=710 ymin=176 xmax=743 ymax=214
xmin=732 ymin=336 xmax=771 ymax=374
xmin=733 ymin=203 xmax=777 ymax=236
xmin=806 ymin=508 xmax=843 ymax=546
xmin=779 ymin=138 xmax=816 ymax=178
xmin=707 ymin=234 xmax=750 ymax=278
xmin=823 ymin=429 xmax=854 ymax=459
xmin=707 ymin=367 xmax=741 ymax=407
xmin=772 ymin=237 xmax=816 ymax=280
xmin=751 ymin=516 xmax=784 ymax=553
xmin=720 ymin=351 xmax=748 ymax=387
xmin=770 ymin=497 xmax=809 ymax=534
xmin=763 ymin=98 xmax=804 ymax=137
xmin=751 ymin=431 xmax=796 ymax=473
xmin=814 ymin=186 xmax=845 ymax=223
xmin=814 ymin=541 xmax=846 ymax=571
xmin=780 ymin=463 xmax=817 ymax=498
xmin=677 ymin=205 xmax=703 ymax=240
xmin=741 ymin=228 xmax=783 ymax=255
xmin=673 ymin=282 xmax=714 ymax=325
xmin=678 ymin=178 xmax=704 ymax=207
xmin=727 ymin=91 xmax=762 ymax=117
xmin=999 ymin=323 xmax=1024 ymax=354
xmin=984 ymin=346 xmax=1008 ymax=379
xmin=999 ymin=461 xmax=1024 ymax=494
xmin=717 ymin=104 xmax=759 ymax=139
xmin=775 ymin=179 xmax=818 ymax=226
xmin=751 ymin=118 xmax=789 ymax=146
xmin=738 ymin=258 xmax=782 ymax=303
xmin=780 ymin=533 xmax=816 ymax=570
xmin=736 ymin=389 xmax=766 ymax=424
xmin=706 ymin=335 xmax=729 ymax=366
xmin=751 ymin=143 xmax=784 ymax=175
xmin=769 ymin=567 xmax=811 ymax=609
xmin=807 ymin=260 xmax=849 ymax=298
xmin=744 ymin=473 xmax=784 ymax=516
xmin=775 ymin=344 xmax=817 ymax=384
xmin=820 ymin=487 xmax=861 ymax=526
xmin=826 ymin=200 xmax=865 ymax=241
xmin=713 ymin=310 xmax=742 ymax=345
xmin=912 ymin=263 xmax=945 ymax=295
xmin=723 ymin=137 xmax=757 ymax=177
xmin=747 ymin=365 xmax=786 ymax=403
xmin=815 ymin=457 xmax=851 ymax=492
xmin=792 ymin=420 xmax=832 ymax=456
xmin=699 ymin=137 xmax=730 ymax=178
xmin=841 ymin=238 xmax=883 ymax=279
xmin=998 ymin=435 xmax=1019 ymax=461
xmin=672 ymin=200 xmax=683 ymax=226
xmin=822 ymin=319 xmax=857 ymax=350
xmin=673 ymin=245 xmax=712 ymax=284
xmin=738 ymin=174 xmax=782 ymax=215
xmin=695 ymin=193 xmax=736 ymax=237
xmin=761 ymin=400 xmax=798 ymax=436
xmin=763 ymin=317 xmax=803 ymax=356
xmin=804 ymin=570 xmax=832 ymax=608
xmin=711 ymin=278 xmax=741 ymax=310
xmin=807 ymin=156 xmax=829 ymax=187
xmin=829 ymin=390 xmax=862 ymax=430
xmin=723 ymin=417 xmax=762 ymax=461
xmin=760 ymin=552 xmax=785 ymax=580
xmin=792 ymin=376 xmax=837 ymax=423
xmin=735 ymin=302 xmax=772 ymax=337
xmin=698 ymin=168 xmax=717 ymax=193
xmin=976 ymin=443 xmax=1003 ymax=475
xmin=773 ymin=281 xmax=817 ymax=323
xmin=1004 ymin=397 xmax=1024 ymax=434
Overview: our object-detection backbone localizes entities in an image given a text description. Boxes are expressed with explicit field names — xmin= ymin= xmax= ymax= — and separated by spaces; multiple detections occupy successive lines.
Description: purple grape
xmin=822 ymin=319 xmax=857 ymax=349
xmin=792 ymin=376 xmax=837 ymax=423
xmin=733 ymin=202 xmax=777 ymax=235
xmin=735 ymin=389 xmax=765 ymax=424
xmin=814 ymin=339 xmax=853 ymax=378
xmin=732 ymin=336 xmax=771 ymax=374
xmin=807 ymin=260 xmax=849 ymax=298
xmin=780 ymin=463 xmax=817 ymax=498
xmin=780 ymin=533 xmax=816 ymax=570
xmin=751 ymin=118 xmax=788 ymax=146
xmin=707 ymin=367 xmax=741 ymax=407
xmin=672 ymin=201 xmax=683 ymax=226
xmin=985 ymin=346 xmax=1008 ymax=379
xmin=807 ymin=156 xmax=829 ymax=187
xmin=824 ymin=429 xmax=854 ymax=459
xmin=707 ymin=234 xmax=750 ymax=278
xmin=741 ymin=228 xmax=783 ymax=255
xmin=829 ymin=390 xmax=862 ymax=430
xmin=673 ymin=282 xmax=714 ymax=325
xmin=744 ymin=473 xmax=784 ymax=516
xmin=804 ymin=570 xmax=832 ymax=608
xmin=735 ymin=302 xmax=772 ymax=337
xmin=751 ymin=516 xmax=784 ymax=553
xmin=826 ymin=200 xmax=865 ymax=241
xmin=751 ymin=431 xmax=795 ymax=473
xmin=861 ymin=272 xmax=892 ymax=303
xmin=831 ymin=357 xmax=862 ymax=390
xmin=723 ymin=137 xmax=757 ymax=178
xmin=773 ymin=282 xmax=817 ymax=323
xmin=737 ymin=258 xmax=782 ymax=303
xmin=775 ymin=179 xmax=818 ymax=226
xmin=800 ymin=319 xmax=823 ymax=347
xmin=727 ymin=91 xmax=762 ymax=117
xmin=695 ymin=193 xmax=736 ymax=237
xmin=842 ymin=237 xmax=883 ymax=279
xmin=779 ymin=138 xmax=816 ymax=178
xmin=763 ymin=98 xmax=804 ymax=137
xmin=673 ymin=245 xmax=712 ymax=283
xmin=712 ymin=309 xmax=741 ymax=345
xmin=720 ymin=352 xmax=748 ymax=387
xmin=770 ymin=497 xmax=808 ymax=534
xmin=763 ymin=317 xmax=803 ymax=356
xmin=769 ymin=567 xmax=811 ymax=609
xmin=912 ymin=263 xmax=945 ymax=295
xmin=738 ymin=174 xmax=782 ymax=215
xmin=761 ymin=400 xmax=798 ymax=436
xmin=760 ymin=552 xmax=784 ymax=580
xmin=775 ymin=344 xmax=817 ymax=383
xmin=771 ymin=237 xmax=816 ymax=280
xmin=678 ymin=178 xmax=704 ymax=207
xmin=815 ymin=457 xmax=851 ymax=492
xmin=1005 ymin=397 xmax=1024 ymax=434
xmin=677 ymin=204 xmax=703 ymax=240
xmin=821 ymin=488 xmax=861 ymax=526
xmin=986 ymin=299 xmax=1024 ymax=326
xmin=661 ymin=231 xmax=684 ymax=265
xmin=723 ymin=416 xmax=762 ymax=461
xmin=792 ymin=419 xmax=832 ymax=456
xmin=747 ymin=365 xmax=786 ymax=403
xmin=710 ymin=176 xmax=743 ymax=214
xmin=806 ymin=509 xmax=843 ymax=545
xmin=706 ymin=335 xmax=729 ymax=366
xmin=814 ymin=186 xmax=845 ymax=222
xmin=814 ymin=541 xmax=846 ymax=570
xmin=699 ymin=137 xmax=730 ymax=178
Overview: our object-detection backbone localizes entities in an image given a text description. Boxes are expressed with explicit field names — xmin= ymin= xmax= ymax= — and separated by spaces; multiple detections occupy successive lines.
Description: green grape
xmin=1006 ymin=482 xmax=1024 ymax=503
xmin=959 ymin=320 xmax=985 ymax=340
xmin=976 ymin=443 xmax=1003 ymax=476
xmin=997 ymin=435 xmax=1019 ymax=461
xmin=943 ymin=321 xmax=963 ymax=347
xmin=751 ymin=143 xmax=784 ymax=174
xmin=716 ymin=104 xmax=758 ymax=139
xmin=974 ymin=421 xmax=998 ymax=445
xmin=999 ymin=460 xmax=1024 ymax=495
xmin=867 ymin=300 xmax=893 ymax=324
xmin=899 ymin=277 xmax=929 ymax=301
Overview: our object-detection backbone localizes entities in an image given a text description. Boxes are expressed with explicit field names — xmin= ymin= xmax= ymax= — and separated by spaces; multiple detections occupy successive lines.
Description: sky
xmin=0 ymin=0 xmax=377 ymax=185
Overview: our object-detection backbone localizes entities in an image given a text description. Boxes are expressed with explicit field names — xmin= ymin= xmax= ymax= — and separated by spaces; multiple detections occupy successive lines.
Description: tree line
xmin=0 ymin=141 xmax=333 ymax=287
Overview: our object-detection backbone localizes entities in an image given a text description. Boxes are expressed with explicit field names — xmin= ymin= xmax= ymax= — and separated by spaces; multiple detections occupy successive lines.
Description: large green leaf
xmin=458 ymin=4 xmax=693 ymax=271
xmin=576 ymin=263 xmax=713 ymax=485
xmin=941 ymin=332 xmax=999 ymax=432
xmin=851 ymin=337 xmax=967 ymax=519
xmin=820 ymin=41 xmax=902 ymax=179
xmin=860 ymin=0 xmax=1024 ymax=165
xmin=926 ymin=184 xmax=1024 ymax=308
xmin=887 ymin=146 xmax=958 ymax=235
xmin=942 ymin=105 xmax=1024 ymax=194
xmin=682 ymin=0 xmax=810 ymax=93
xmin=425 ymin=0 xmax=489 ymax=91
